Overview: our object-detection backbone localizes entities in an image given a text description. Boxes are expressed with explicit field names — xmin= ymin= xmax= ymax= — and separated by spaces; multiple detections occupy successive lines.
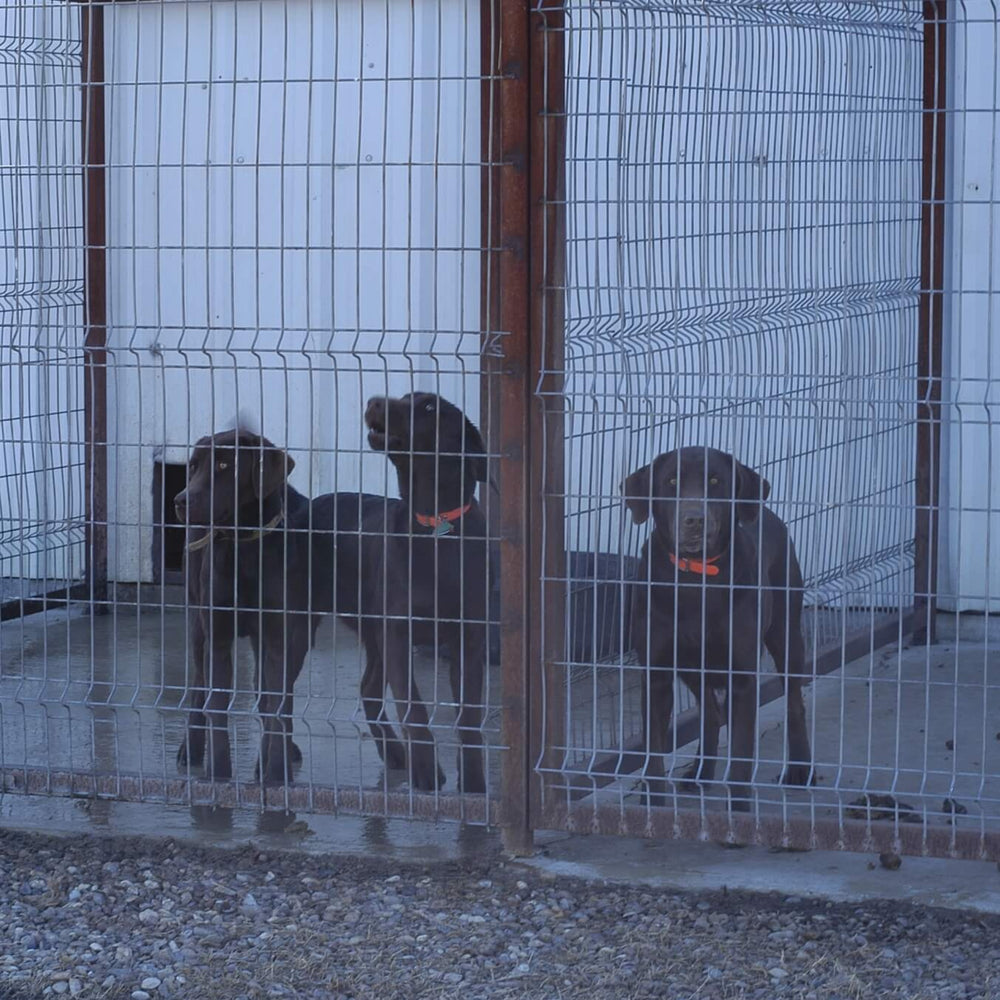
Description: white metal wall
xmin=102 ymin=0 xmax=483 ymax=583
xmin=0 ymin=1 xmax=85 ymax=593
xmin=939 ymin=1 xmax=1000 ymax=612
xmin=560 ymin=1 xmax=924 ymax=615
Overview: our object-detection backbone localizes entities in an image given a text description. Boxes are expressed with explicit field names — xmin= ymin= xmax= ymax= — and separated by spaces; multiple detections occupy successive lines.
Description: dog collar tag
xmin=433 ymin=520 xmax=454 ymax=536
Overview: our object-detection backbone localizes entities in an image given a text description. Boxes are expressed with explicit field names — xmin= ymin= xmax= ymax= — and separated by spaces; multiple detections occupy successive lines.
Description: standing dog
xmin=623 ymin=446 xmax=814 ymax=807
xmin=312 ymin=392 xmax=489 ymax=793
xmin=174 ymin=429 xmax=321 ymax=783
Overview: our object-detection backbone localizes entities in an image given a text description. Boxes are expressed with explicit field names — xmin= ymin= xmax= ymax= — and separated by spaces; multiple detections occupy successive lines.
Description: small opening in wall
xmin=152 ymin=460 xmax=188 ymax=583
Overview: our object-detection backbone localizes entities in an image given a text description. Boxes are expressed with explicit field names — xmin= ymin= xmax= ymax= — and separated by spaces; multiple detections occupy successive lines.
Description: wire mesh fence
xmin=536 ymin=0 xmax=1000 ymax=859
xmin=0 ymin=0 xmax=998 ymax=860
xmin=2 ymin=0 xmax=505 ymax=824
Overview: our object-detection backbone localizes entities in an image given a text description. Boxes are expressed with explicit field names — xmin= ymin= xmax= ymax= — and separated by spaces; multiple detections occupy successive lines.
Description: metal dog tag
xmin=433 ymin=520 xmax=454 ymax=536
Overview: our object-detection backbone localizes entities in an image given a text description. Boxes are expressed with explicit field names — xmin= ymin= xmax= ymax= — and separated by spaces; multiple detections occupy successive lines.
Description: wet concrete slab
xmin=0 ymin=601 xmax=506 ymax=798
xmin=1 ymin=600 xmax=999 ymax=913
xmin=527 ymin=831 xmax=1000 ymax=915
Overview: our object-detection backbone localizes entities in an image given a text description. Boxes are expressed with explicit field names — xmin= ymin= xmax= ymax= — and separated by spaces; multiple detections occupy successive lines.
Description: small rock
xmin=879 ymin=852 xmax=902 ymax=870
xmin=102 ymin=976 xmax=117 ymax=989
xmin=69 ymin=980 xmax=83 ymax=997
xmin=52 ymin=984 xmax=68 ymax=996
xmin=769 ymin=968 xmax=788 ymax=979
xmin=141 ymin=977 xmax=162 ymax=990
xmin=442 ymin=972 xmax=462 ymax=984
xmin=131 ymin=992 xmax=151 ymax=1000
xmin=138 ymin=909 xmax=158 ymax=925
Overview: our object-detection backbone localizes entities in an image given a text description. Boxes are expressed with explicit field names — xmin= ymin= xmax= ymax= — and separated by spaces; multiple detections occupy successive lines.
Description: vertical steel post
xmin=82 ymin=1 xmax=108 ymax=608
xmin=914 ymin=0 xmax=947 ymax=643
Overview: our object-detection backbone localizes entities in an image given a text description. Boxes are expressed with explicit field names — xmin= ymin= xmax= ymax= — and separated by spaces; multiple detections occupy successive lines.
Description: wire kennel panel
xmin=532 ymin=0 xmax=999 ymax=860
xmin=1 ymin=1 xmax=88 ymax=620
xmin=1 ymin=0 xmax=517 ymax=828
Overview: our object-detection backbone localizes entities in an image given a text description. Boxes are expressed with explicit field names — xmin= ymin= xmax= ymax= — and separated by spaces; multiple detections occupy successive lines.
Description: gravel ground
xmin=1 ymin=828 xmax=998 ymax=1000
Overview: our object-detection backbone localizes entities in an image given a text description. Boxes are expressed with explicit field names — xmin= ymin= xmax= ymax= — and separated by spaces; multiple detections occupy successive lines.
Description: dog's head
xmin=622 ymin=446 xmax=769 ymax=559
xmin=364 ymin=392 xmax=487 ymax=501
xmin=173 ymin=429 xmax=295 ymax=527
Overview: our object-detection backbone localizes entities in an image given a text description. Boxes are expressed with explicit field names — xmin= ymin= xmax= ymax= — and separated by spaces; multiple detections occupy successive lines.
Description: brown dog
xmin=623 ymin=446 xmax=814 ymax=808
xmin=311 ymin=392 xmax=490 ymax=793
xmin=173 ymin=428 xmax=318 ymax=783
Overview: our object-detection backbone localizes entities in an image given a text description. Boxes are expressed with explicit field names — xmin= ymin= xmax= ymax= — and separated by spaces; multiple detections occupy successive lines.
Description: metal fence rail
xmin=0 ymin=0 xmax=998 ymax=862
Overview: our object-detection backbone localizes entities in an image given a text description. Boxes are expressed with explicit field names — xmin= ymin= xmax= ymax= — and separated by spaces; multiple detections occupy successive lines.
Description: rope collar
xmin=185 ymin=508 xmax=285 ymax=553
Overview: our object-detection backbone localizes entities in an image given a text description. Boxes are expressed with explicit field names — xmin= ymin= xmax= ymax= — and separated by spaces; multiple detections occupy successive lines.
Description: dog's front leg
xmin=383 ymin=619 xmax=444 ymax=791
xmin=450 ymin=623 xmax=486 ymax=794
xmin=638 ymin=638 xmax=675 ymax=805
xmin=178 ymin=610 xmax=208 ymax=769
xmin=202 ymin=609 xmax=236 ymax=780
xmin=727 ymin=673 xmax=758 ymax=811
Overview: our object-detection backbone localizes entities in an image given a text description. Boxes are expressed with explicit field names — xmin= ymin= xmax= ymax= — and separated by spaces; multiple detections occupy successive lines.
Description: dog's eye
xmin=424 ymin=402 xmax=435 ymax=413
xmin=668 ymin=477 xmax=677 ymax=486
xmin=709 ymin=476 xmax=719 ymax=486
xmin=217 ymin=461 xmax=229 ymax=471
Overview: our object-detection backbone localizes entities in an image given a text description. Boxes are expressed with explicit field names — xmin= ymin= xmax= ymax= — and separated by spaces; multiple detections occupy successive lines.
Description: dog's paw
xmin=728 ymin=789 xmax=752 ymax=813
xmin=205 ymin=754 xmax=233 ymax=782
xmin=676 ymin=760 xmax=714 ymax=793
xmin=459 ymin=767 xmax=486 ymax=795
xmin=637 ymin=777 xmax=669 ymax=807
xmin=177 ymin=732 xmax=205 ymax=769
xmin=410 ymin=749 xmax=445 ymax=792
xmin=780 ymin=764 xmax=816 ymax=788
xmin=378 ymin=737 xmax=408 ymax=771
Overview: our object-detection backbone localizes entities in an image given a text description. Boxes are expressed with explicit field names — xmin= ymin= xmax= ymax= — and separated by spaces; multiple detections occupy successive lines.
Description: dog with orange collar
xmin=623 ymin=446 xmax=815 ymax=809
xmin=313 ymin=392 xmax=490 ymax=794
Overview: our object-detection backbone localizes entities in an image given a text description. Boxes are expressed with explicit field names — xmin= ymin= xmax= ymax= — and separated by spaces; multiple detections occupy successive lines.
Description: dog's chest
xmin=640 ymin=553 xmax=770 ymax=657
xmin=381 ymin=530 xmax=487 ymax=614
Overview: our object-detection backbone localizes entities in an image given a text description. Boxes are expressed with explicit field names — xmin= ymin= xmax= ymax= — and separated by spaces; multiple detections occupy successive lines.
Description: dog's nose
xmin=365 ymin=396 xmax=386 ymax=422
xmin=174 ymin=491 xmax=188 ymax=519
xmin=682 ymin=514 xmax=704 ymax=531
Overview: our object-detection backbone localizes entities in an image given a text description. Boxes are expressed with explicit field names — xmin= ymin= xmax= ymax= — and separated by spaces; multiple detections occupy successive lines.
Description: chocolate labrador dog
xmin=311 ymin=392 xmax=489 ymax=793
xmin=174 ymin=429 xmax=321 ymax=784
xmin=623 ymin=446 xmax=814 ymax=807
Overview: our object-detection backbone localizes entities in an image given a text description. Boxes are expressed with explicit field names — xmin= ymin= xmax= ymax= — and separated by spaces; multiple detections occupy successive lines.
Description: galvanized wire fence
xmin=1 ymin=0 xmax=998 ymax=860
xmin=2 ymin=0 xmax=505 ymax=825
xmin=537 ymin=0 xmax=1000 ymax=859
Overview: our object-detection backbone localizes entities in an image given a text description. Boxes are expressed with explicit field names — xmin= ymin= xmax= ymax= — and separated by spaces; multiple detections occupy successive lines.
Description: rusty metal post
xmin=82 ymin=1 xmax=109 ymax=608
xmin=496 ymin=0 xmax=535 ymax=855
xmin=914 ymin=0 xmax=947 ymax=644
xmin=529 ymin=0 xmax=567 ymax=830
xmin=495 ymin=0 xmax=567 ymax=855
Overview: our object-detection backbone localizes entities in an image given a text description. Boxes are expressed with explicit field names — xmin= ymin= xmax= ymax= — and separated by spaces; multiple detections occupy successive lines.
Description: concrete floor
xmin=1 ymin=601 xmax=999 ymax=907
xmin=0 ymin=602 xmax=506 ymax=796
xmin=566 ymin=634 xmax=1000 ymax=828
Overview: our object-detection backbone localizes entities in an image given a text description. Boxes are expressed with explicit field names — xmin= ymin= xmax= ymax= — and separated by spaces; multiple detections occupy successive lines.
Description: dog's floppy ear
xmin=252 ymin=446 xmax=295 ymax=499
xmin=734 ymin=458 xmax=770 ymax=524
xmin=462 ymin=416 xmax=489 ymax=483
xmin=622 ymin=464 xmax=653 ymax=525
